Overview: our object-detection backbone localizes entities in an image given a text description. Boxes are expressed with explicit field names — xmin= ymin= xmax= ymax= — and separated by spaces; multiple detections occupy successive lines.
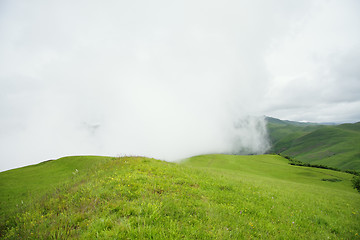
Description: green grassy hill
xmin=266 ymin=117 xmax=324 ymax=153
xmin=266 ymin=117 xmax=360 ymax=170
xmin=0 ymin=156 xmax=114 ymax=218
xmin=1 ymin=155 xmax=359 ymax=239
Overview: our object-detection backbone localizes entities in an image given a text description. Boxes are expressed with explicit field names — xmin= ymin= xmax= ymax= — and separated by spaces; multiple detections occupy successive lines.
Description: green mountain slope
xmin=266 ymin=117 xmax=324 ymax=153
xmin=0 ymin=156 xmax=115 ymax=217
xmin=1 ymin=155 xmax=359 ymax=239
xmin=266 ymin=117 xmax=360 ymax=170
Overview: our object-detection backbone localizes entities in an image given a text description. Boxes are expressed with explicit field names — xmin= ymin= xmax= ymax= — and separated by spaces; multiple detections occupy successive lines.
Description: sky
xmin=1 ymin=0 xmax=360 ymax=171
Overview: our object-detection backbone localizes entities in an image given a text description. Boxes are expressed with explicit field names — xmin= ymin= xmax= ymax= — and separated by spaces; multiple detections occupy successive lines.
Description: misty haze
xmin=0 ymin=0 xmax=359 ymax=172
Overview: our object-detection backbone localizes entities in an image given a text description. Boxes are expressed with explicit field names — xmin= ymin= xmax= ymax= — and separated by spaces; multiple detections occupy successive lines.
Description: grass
xmin=0 ymin=155 xmax=114 ymax=218
xmin=1 ymin=154 xmax=359 ymax=239
xmin=283 ymin=126 xmax=360 ymax=170
xmin=266 ymin=117 xmax=360 ymax=170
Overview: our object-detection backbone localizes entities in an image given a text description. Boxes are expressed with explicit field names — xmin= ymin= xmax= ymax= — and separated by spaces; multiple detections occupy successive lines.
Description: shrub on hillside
xmin=321 ymin=178 xmax=342 ymax=182
xmin=345 ymin=169 xmax=360 ymax=176
xmin=280 ymin=154 xmax=360 ymax=176
xmin=352 ymin=176 xmax=360 ymax=193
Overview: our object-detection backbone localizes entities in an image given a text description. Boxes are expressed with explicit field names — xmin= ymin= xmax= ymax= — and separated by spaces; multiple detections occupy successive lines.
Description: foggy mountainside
xmin=1 ymin=117 xmax=359 ymax=239
xmin=266 ymin=117 xmax=360 ymax=170
xmin=1 ymin=0 xmax=360 ymax=239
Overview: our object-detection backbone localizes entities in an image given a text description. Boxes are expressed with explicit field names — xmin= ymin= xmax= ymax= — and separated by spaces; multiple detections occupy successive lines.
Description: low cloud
xmin=0 ymin=0 xmax=359 ymax=171
xmin=231 ymin=116 xmax=270 ymax=155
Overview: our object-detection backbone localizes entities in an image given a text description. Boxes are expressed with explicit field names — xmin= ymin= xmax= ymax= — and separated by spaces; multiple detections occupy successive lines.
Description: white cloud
xmin=264 ymin=0 xmax=360 ymax=122
xmin=0 ymin=0 xmax=359 ymax=171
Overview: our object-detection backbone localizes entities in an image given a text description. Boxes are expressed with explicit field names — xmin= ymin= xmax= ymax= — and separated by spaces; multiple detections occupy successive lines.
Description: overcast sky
xmin=1 ymin=0 xmax=360 ymax=171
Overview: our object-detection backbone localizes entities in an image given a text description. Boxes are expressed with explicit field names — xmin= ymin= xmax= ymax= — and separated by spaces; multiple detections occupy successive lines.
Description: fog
xmin=1 ymin=0 xmax=360 ymax=171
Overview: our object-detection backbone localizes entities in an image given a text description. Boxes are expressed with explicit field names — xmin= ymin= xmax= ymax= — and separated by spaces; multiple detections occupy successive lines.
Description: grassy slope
xmin=0 ymin=156 xmax=115 ymax=217
xmin=282 ymin=125 xmax=360 ymax=170
xmin=266 ymin=117 xmax=323 ymax=153
xmin=1 ymin=155 xmax=359 ymax=239
xmin=266 ymin=117 xmax=360 ymax=170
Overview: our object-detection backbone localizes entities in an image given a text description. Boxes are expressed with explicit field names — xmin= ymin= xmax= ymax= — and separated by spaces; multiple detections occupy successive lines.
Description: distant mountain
xmin=266 ymin=117 xmax=324 ymax=153
xmin=266 ymin=117 xmax=360 ymax=170
xmin=266 ymin=117 xmax=321 ymax=126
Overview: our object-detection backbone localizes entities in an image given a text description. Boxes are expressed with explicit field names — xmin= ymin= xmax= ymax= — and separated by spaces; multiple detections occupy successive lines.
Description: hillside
xmin=0 ymin=156 xmax=115 ymax=217
xmin=266 ymin=117 xmax=324 ymax=153
xmin=266 ymin=117 xmax=360 ymax=170
xmin=1 ymin=155 xmax=359 ymax=239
